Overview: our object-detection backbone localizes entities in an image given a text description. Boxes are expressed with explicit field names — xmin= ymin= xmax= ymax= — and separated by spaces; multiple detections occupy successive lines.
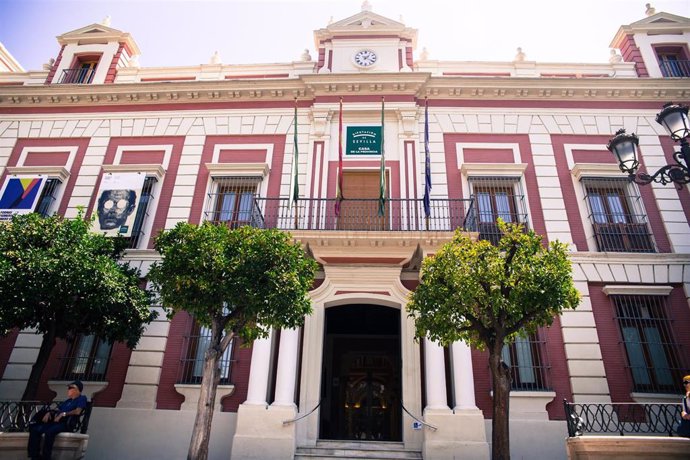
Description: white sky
xmin=0 ymin=0 xmax=688 ymax=71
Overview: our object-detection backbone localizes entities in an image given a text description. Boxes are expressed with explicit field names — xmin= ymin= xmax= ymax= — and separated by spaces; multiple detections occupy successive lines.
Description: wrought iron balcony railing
xmin=204 ymin=197 xmax=477 ymax=232
xmin=564 ymin=400 xmax=682 ymax=437
xmin=659 ymin=60 xmax=690 ymax=78
xmin=58 ymin=67 xmax=96 ymax=84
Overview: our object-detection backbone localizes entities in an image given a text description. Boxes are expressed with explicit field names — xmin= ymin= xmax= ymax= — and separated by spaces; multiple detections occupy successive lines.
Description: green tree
xmin=0 ymin=212 xmax=156 ymax=401
xmin=407 ymin=221 xmax=580 ymax=460
xmin=148 ymin=223 xmax=317 ymax=460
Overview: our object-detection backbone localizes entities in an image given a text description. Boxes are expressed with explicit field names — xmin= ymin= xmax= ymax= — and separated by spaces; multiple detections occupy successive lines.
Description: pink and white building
xmin=0 ymin=3 xmax=689 ymax=459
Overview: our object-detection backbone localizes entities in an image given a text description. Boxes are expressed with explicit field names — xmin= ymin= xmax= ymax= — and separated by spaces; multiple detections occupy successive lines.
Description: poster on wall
xmin=0 ymin=176 xmax=47 ymax=221
xmin=346 ymin=126 xmax=382 ymax=155
xmin=93 ymin=173 xmax=145 ymax=237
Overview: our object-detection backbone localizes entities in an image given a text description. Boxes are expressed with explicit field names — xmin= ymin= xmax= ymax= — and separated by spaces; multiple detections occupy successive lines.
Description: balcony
xmin=204 ymin=197 xmax=477 ymax=232
xmin=58 ymin=67 xmax=96 ymax=84
xmin=659 ymin=60 xmax=690 ymax=78
xmin=592 ymin=222 xmax=655 ymax=253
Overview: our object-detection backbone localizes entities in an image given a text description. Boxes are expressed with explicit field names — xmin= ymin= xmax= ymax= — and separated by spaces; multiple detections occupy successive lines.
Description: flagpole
xmin=378 ymin=96 xmax=386 ymax=217
xmin=424 ymin=96 xmax=431 ymax=231
xmin=292 ymin=98 xmax=299 ymax=229
xmin=335 ymin=97 xmax=344 ymax=219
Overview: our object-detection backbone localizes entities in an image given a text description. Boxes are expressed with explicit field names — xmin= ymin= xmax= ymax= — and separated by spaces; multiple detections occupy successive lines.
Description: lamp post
xmin=606 ymin=102 xmax=690 ymax=188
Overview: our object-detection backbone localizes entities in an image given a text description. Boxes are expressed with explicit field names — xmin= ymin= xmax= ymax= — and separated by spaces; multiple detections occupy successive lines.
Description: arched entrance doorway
xmin=319 ymin=304 xmax=402 ymax=441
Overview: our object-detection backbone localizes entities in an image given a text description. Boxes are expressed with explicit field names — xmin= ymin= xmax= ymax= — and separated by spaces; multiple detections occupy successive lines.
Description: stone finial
xmin=42 ymin=58 xmax=55 ymax=71
xmin=129 ymin=54 xmax=140 ymax=68
xmin=609 ymin=49 xmax=623 ymax=63
xmin=209 ymin=51 xmax=221 ymax=65
xmin=361 ymin=0 xmax=372 ymax=12
xmin=301 ymin=49 xmax=312 ymax=62
xmin=645 ymin=3 xmax=656 ymax=16
xmin=101 ymin=15 xmax=111 ymax=26
xmin=514 ymin=47 xmax=526 ymax=62
xmin=399 ymin=15 xmax=404 ymax=23
xmin=328 ymin=16 xmax=334 ymax=25
xmin=419 ymin=47 xmax=429 ymax=61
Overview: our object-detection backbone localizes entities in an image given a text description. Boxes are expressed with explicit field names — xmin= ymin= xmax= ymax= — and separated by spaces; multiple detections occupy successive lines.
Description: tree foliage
xmin=407 ymin=221 xmax=580 ymax=460
xmin=148 ymin=222 xmax=317 ymax=460
xmin=0 ymin=212 xmax=156 ymax=400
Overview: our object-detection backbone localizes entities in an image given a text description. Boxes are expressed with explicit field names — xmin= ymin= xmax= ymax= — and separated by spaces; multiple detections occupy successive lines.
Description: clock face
xmin=354 ymin=50 xmax=377 ymax=67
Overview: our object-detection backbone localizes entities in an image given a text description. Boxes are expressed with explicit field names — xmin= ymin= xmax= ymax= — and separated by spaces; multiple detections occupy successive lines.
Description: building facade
xmin=0 ymin=3 xmax=689 ymax=459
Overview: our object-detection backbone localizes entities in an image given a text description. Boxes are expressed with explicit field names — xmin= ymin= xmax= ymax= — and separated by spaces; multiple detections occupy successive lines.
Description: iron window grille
xmin=468 ymin=176 xmax=529 ymax=245
xmin=178 ymin=319 xmax=234 ymax=385
xmin=54 ymin=334 xmax=112 ymax=382
xmin=35 ymin=178 xmax=62 ymax=217
xmin=501 ymin=330 xmax=551 ymax=391
xmin=612 ymin=294 xmax=685 ymax=394
xmin=582 ymin=177 xmax=655 ymax=253
xmin=125 ymin=176 xmax=157 ymax=249
xmin=204 ymin=176 xmax=263 ymax=227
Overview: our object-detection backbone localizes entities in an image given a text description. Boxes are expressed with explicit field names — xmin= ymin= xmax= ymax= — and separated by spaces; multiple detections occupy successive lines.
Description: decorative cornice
xmin=0 ymin=73 xmax=688 ymax=110
xmin=6 ymin=166 xmax=70 ymax=182
xmin=602 ymin=285 xmax=673 ymax=296
xmin=101 ymin=164 xmax=166 ymax=181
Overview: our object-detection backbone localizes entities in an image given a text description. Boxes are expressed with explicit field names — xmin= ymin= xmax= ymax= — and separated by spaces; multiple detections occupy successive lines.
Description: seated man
xmin=28 ymin=380 xmax=87 ymax=460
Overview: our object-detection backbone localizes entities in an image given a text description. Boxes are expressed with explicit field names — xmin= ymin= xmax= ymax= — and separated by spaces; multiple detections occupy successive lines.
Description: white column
xmin=244 ymin=331 xmax=273 ymax=405
xmin=451 ymin=340 xmax=477 ymax=410
xmin=272 ymin=327 xmax=300 ymax=407
xmin=424 ymin=338 xmax=449 ymax=410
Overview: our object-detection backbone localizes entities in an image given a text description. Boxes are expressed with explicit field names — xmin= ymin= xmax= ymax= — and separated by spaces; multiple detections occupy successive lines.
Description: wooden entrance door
xmin=338 ymin=171 xmax=389 ymax=230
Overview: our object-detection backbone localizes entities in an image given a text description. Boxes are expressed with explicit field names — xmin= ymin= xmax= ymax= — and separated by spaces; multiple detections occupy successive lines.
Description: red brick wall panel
xmin=23 ymin=151 xmax=71 ymax=167
xmin=618 ymin=35 xmax=649 ymax=77
xmin=222 ymin=340 xmax=253 ymax=412
xmin=119 ymin=150 xmax=166 ymax=165
xmin=105 ymin=43 xmax=124 ymax=84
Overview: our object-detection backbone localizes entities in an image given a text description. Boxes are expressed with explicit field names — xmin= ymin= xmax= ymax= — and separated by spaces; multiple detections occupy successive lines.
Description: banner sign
xmin=346 ymin=126 xmax=382 ymax=155
xmin=0 ymin=176 xmax=47 ymax=221
xmin=93 ymin=173 xmax=146 ymax=237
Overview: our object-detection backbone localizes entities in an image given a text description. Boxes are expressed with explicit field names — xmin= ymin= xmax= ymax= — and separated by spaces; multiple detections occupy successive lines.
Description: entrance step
xmin=295 ymin=441 xmax=422 ymax=459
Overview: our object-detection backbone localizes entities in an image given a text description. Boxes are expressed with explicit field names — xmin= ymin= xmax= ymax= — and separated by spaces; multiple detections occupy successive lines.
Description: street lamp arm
xmin=631 ymin=140 xmax=690 ymax=189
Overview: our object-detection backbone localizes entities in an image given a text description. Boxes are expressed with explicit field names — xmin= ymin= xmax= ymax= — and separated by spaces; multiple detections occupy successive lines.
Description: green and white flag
xmin=289 ymin=100 xmax=299 ymax=211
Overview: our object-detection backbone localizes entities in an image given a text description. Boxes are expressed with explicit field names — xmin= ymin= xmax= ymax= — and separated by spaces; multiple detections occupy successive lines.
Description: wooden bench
xmin=0 ymin=401 xmax=92 ymax=460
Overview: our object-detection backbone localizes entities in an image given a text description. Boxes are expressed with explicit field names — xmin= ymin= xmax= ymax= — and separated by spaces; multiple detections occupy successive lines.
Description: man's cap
xmin=68 ymin=380 xmax=83 ymax=392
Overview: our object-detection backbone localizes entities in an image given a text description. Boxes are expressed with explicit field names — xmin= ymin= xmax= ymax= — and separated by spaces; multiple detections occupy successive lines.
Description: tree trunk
xmin=489 ymin=343 xmax=512 ymax=460
xmin=21 ymin=326 xmax=56 ymax=401
xmin=187 ymin=326 xmax=224 ymax=460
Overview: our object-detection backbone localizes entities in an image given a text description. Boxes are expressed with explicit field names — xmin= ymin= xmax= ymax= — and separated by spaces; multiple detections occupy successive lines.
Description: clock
xmin=354 ymin=49 xmax=377 ymax=67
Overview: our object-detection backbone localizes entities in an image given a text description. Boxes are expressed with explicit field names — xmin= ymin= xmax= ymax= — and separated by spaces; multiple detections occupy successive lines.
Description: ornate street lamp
xmin=606 ymin=102 xmax=690 ymax=188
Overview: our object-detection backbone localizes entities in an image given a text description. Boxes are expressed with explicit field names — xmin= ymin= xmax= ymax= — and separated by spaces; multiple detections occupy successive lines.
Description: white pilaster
xmin=272 ymin=327 xmax=300 ymax=407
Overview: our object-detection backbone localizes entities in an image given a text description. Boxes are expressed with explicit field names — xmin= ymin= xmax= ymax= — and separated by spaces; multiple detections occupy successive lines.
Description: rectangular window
xmin=204 ymin=176 xmax=262 ymax=228
xmin=613 ymin=295 xmax=685 ymax=393
xmin=469 ymin=176 xmax=528 ymax=245
xmin=178 ymin=319 xmax=234 ymax=385
xmin=501 ymin=331 xmax=550 ymax=391
xmin=35 ymin=178 xmax=62 ymax=217
xmin=582 ymin=178 xmax=654 ymax=252
xmin=126 ymin=176 xmax=157 ymax=249
xmin=655 ymin=46 xmax=690 ymax=78
xmin=55 ymin=334 xmax=112 ymax=382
